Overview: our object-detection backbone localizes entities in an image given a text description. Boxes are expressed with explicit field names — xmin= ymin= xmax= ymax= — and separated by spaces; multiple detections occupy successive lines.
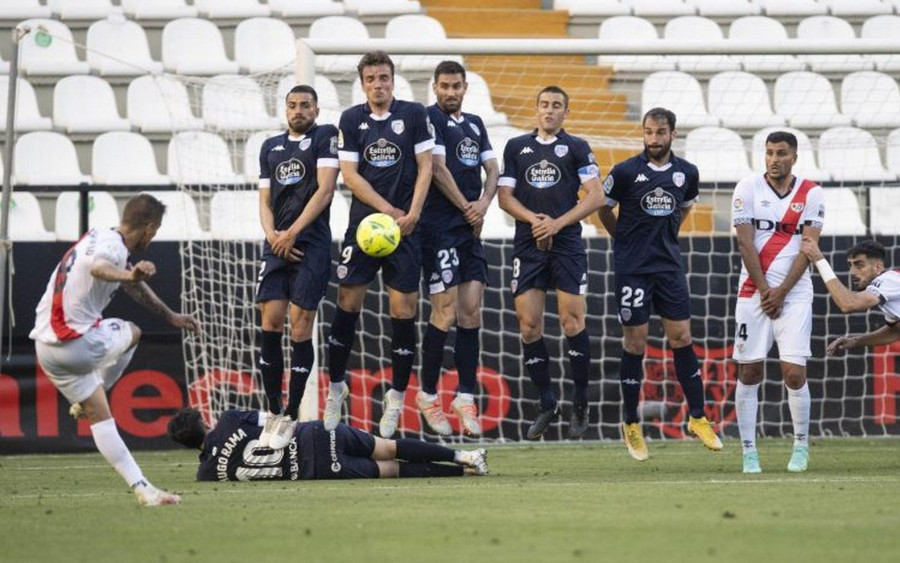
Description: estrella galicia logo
xmin=276 ymin=158 xmax=305 ymax=185
xmin=640 ymin=187 xmax=676 ymax=216
xmin=525 ymin=160 xmax=561 ymax=189
xmin=364 ymin=138 xmax=401 ymax=168
xmin=456 ymin=137 xmax=480 ymax=167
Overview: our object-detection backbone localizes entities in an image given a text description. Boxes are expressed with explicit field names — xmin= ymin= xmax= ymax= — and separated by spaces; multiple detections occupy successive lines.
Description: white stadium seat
xmin=268 ymin=0 xmax=345 ymax=17
xmin=482 ymin=197 xmax=516 ymax=239
xmin=625 ymin=0 xmax=695 ymax=16
xmin=840 ymin=72 xmax=900 ymax=129
xmin=820 ymin=188 xmax=867 ymax=236
xmin=818 ymin=127 xmax=896 ymax=182
xmin=235 ymin=18 xmax=296 ymax=73
xmin=53 ymin=76 xmax=131 ymax=134
xmin=92 ymin=132 xmax=169 ymax=185
xmin=352 ymin=73 xmax=415 ymax=105
xmin=2 ymin=0 xmax=51 ymax=19
xmin=140 ymin=191 xmax=211 ymax=241
xmin=243 ymin=130 xmax=281 ymax=182
xmin=167 ymin=131 xmax=244 ymax=185
xmin=385 ymin=15 xmax=461 ymax=73
xmin=86 ymin=16 xmax=163 ymax=76
xmin=127 ymin=75 xmax=204 ymax=133
xmin=55 ymin=191 xmax=120 ymax=241
xmin=664 ymin=17 xmax=740 ymax=73
xmin=308 ymin=16 xmax=369 ymax=74
xmin=885 ymin=128 xmax=900 ymax=177
xmin=728 ymin=16 xmax=804 ymax=73
xmin=3 ymin=192 xmax=55 ymax=241
xmin=18 ymin=19 xmax=90 ymax=76
xmin=48 ymin=0 xmax=116 ymax=20
xmin=708 ymin=71 xmax=784 ymax=129
xmin=861 ymin=15 xmax=900 ymax=73
xmin=693 ymin=0 xmax=760 ymax=17
xmin=14 ymin=132 xmax=91 ymax=185
xmin=869 ymin=186 xmax=900 ymax=235
xmin=426 ymin=72 xmax=508 ymax=127
xmin=276 ymin=75 xmax=341 ymax=126
xmin=0 ymin=77 xmax=52 ymax=132
xmin=555 ymin=1 xmax=629 ymax=16
xmin=796 ymin=16 xmax=874 ymax=74
xmin=751 ymin=127 xmax=829 ymax=182
xmin=820 ymin=0 xmax=891 ymax=17
xmin=210 ymin=191 xmax=265 ymax=241
xmin=194 ymin=0 xmax=269 ymax=18
xmin=1 ymin=53 xmax=8 ymax=75
xmin=162 ymin=18 xmax=240 ymax=75
xmin=330 ymin=190 xmax=351 ymax=241
xmin=122 ymin=0 xmax=198 ymax=19
xmin=343 ymin=0 xmax=421 ymax=16
xmin=642 ymin=71 xmax=719 ymax=129
xmin=598 ymin=17 xmax=676 ymax=73
xmin=755 ymin=0 xmax=826 ymax=16
xmin=774 ymin=72 xmax=852 ymax=129
xmin=685 ymin=127 xmax=752 ymax=183
xmin=202 ymin=75 xmax=282 ymax=131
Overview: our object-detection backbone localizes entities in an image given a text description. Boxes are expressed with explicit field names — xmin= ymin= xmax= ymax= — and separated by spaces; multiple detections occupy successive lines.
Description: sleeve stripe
xmin=338 ymin=151 xmax=359 ymax=162
xmin=258 ymin=178 xmax=270 ymax=189
xmin=680 ymin=196 xmax=698 ymax=208
xmin=414 ymin=139 xmax=436 ymax=154
xmin=317 ymin=158 xmax=340 ymax=169
xmin=604 ymin=197 xmax=618 ymax=208
xmin=433 ymin=144 xmax=446 ymax=156
xmin=480 ymin=150 xmax=497 ymax=163
xmin=498 ymin=177 xmax=516 ymax=188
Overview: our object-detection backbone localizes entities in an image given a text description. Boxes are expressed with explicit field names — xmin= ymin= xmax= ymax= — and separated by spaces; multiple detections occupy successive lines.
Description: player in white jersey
xmin=29 ymin=195 xmax=200 ymax=506
xmin=800 ymin=239 xmax=900 ymax=352
xmin=730 ymin=131 xmax=825 ymax=475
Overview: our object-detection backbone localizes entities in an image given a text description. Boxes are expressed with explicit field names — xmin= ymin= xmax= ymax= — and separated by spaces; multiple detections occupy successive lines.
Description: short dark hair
xmin=357 ymin=51 xmax=394 ymax=80
xmin=642 ymin=107 xmax=676 ymax=131
xmin=849 ymin=240 xmax=887 ymax=262
xmin=433 ymin=60 xmax=466 ymax=82
xmin=121 ymin=194 xmax=166 ymax=229
xmin=537 ymin=85 xmax=569 ymax=107
xmin=286 ymin=84 xmax=318 ymax=104
xmin=167 ymin=408 xmax=206 ymax=449
xmin=765 ymin=130 xmax=798 ymax=150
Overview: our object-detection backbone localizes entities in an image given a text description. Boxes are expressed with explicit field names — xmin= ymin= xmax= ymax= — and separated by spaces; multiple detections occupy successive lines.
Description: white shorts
xmin=34 ymin=318 xmax=135 ymax=404
xmin=733 ymin=298 xmax=812 ymax=366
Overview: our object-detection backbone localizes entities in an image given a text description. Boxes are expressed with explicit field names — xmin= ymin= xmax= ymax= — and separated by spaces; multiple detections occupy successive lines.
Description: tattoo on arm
xmin=122 ymin=282 xmax=172 ymax=319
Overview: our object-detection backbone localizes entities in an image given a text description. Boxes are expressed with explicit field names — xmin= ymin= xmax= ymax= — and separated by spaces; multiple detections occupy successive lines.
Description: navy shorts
xmin=334 ymin=227 xmax=421 ymax=293
xmin=614 ymin=270 xmax=691 ymax=326
xmin=255 ymin=243 xmax=331 ymax=311
xmin=310 ymin=421 xmax=379 ymax=480
xmin=510 ymin=240 xmax=588 ymax=297
xmin=421 ymin=225 xmax=488 ymax=295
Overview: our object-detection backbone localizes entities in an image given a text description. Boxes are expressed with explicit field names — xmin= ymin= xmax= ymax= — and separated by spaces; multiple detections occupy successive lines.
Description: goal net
xmin=172 ymin=44 xmax=900 ymax=442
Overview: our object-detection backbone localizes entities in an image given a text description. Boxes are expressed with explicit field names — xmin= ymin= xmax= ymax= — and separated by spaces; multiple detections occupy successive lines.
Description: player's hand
xmin=129 ymin=260 xmax=156 ymax=282
xmin=826 ymin=335 xmax=857 ymax=356
xmin=396 ymin=212 xmax=419 ymax=236
xmin=532 ymin=215 xmax=560 ymax=241
xmin=472 ymin=218 xmax=484 ymax=239
xmin=760 ymin=285 xmax=786 ymax=318
xmin=464 ymin=197 xmax=490 ymax=226
xmin=386 ymin=207 xmax=405 ymax=221
xmin=800 ymin=237 xmax=823 ymax=262
xmin=271 ymin=230 xmax=298 ymax=260
xmin=169 ymin=313 xmax=201 ymax=333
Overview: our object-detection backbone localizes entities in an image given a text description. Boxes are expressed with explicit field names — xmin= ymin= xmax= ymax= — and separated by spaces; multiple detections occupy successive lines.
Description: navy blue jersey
xmin=498 ymin=129 xmax=600 ymax=245
xmin=604 ymin=151 xmax=699 ymax=274
xmin=422 ymin=106 xmax=495 ymax=229
xmin=196 ymin=410 xmax=314 ymax=481
xmin=258 ymin=124 xmax=339 ymax=249
xmin=337 ymin=98 xmax=434 ymax=229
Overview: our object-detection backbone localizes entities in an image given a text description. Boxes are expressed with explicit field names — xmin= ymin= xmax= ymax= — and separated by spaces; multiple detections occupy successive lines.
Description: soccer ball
xmin=356 ymin=213 xmax=401 ymax=258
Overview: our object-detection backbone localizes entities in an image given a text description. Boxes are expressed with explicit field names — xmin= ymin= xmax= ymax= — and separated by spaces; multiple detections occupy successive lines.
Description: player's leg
xmin=452 ymin=280 xmax=486 ymax=436
xmin=615 ymin=273 xmax=652 ymax=459
xmin=417 ymin=287 xmax=457 ymax=436
xmin=733 ymin=298 xmax=774 ymax=473
xmin=516 ymin=288 xmax=557 ymax=439
xmin=370 ymin=436 xmax=488 ymax=475
xmin=255 ymin=253 xmax=291 ymax=446
xmin=556 ymin=288 xmax=591 ymax=439
xmin=775 ymin=301 xmax=813 ymax=472
xmin=323 ymin=283 xmax=366 ymax=430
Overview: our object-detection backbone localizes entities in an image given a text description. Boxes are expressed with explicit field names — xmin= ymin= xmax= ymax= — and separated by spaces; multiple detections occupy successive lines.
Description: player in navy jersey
xmin=597 ymin=107 xmax=722 ymax=461
xmin=167 ymin=408 xmax=488 ymax=481
xmin=255 ymin=84 xmax=339 ymax=450
xmin=497 ymin=86 xmax=605 ymax=440
xmin=415 ymin=61 xmax=500 ymax=437
xmin=324 ymin=51 xmax=435 ymax=438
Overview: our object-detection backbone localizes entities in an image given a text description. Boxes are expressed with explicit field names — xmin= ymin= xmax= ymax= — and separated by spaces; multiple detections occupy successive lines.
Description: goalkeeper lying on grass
xmin=168 ymin=408 xmax=488 ymax=481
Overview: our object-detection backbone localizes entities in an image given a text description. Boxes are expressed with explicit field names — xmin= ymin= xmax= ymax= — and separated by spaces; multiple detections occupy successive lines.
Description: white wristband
xmin=815 ymin=258 xmax=837 ymax=283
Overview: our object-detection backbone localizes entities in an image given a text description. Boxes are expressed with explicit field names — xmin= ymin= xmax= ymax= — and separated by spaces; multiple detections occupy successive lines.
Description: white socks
xmin=90 ymin=418 xmax=145 ymax=488
xmin=787 ymin=382 xmax=811 ymax=446
xmin=735 ymin=381 xmax=760 ymax=454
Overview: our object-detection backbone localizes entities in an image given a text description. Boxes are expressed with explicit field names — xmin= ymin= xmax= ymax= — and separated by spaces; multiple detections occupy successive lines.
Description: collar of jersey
xmin=530 ymin=128 xmax=564 ymax=145
xmin=639 ymin=150 xmax=676 ymax=171
xmin=366 ymin=98 xmax=398 ymax=121
xmin=763 ymin=173 xmax=797 ymax=199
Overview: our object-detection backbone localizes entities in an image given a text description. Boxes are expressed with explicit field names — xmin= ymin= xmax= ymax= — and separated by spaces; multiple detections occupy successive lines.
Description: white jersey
xmin=731 ymin=174 xmax=825 ymax=303
xmin=866 ymin=269 xmax=900 ymax=325
xmin=30 ymin=228 xmax=129 ymax=344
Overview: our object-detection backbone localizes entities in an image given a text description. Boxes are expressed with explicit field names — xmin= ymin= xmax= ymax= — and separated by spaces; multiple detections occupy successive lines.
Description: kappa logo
xmin=393 ymin=348 xmax=414 ymax=356
xmin=635 ymin=173 xmax=649 ymax=183
xmin=358 ymin=122 xmax=369 ymax=130
xmin=430 ymin=272 xmax=440 ymax=282
xmin=327 ymin=336 xmax=345 ymax=348
xmin=272 ymin=145 xmax=285 ymax=152
xmin=447 ymin=120 xmax=457 ymax=127
xmin=291 ymin=366 xmax=310 ymax=373
xmin=567 ymin=350 xmax=584 ymax=357
xmin=622 ymin=378 xmax=640 ymax=386
xmin=524 ymin=357 xmax=545 ymax=366
xmin=519 ymin=146 xmax=534 ymax=155
xmin=259 ymin=357 xmax=272 ymax=366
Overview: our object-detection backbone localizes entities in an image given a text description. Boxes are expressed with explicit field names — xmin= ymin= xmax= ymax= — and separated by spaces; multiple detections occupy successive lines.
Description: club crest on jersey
xmin=364 ymin=138 xmax=401 ymax=168
xmin=329 ymin=135 xmax=338 ymax=155
xmin=603 ymin=174 xmax=614 ymax=194
xmin=526 ymin=160 xmax=561 ymax=189
xmin=640 ymin=187 xmax=676 ymax=216
xmin=336 ymin=265 xmax=348 ymax=279
xmin=469 ymin=122 xmax=481 ymax=136
xmin=790 ymin=202 xmax=805 ymax=213
xmin=456 ymin=137 xmax=480 ymax=167
xmin=733 ymin=197 xmax=744 ymax=212
xmin=299 ymin=138 xmax=312 ymax=151
xmin=620 ymin=308 xmax=632 ymax=322
xmin=275 ymin=158 xmax=305 ymax=185
xmin=672 ymin=171 xmax=685 ymax=187
xmin=426 ymin=116 xmax=434 ymax=139
xmin=555 ymin=145 xmax=569 ymax=158
xmin=510 ymin=279 xmax=518 ymax=293
xmin=391 ymin=119 xmax=405 ymax=135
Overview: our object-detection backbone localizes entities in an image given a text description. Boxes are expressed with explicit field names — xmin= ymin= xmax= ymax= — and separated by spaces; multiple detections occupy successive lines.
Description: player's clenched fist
xmin=800 ymin=237 xmax=823 ymax=262
xmin=130 ymin=260 xmax=156 ymax=282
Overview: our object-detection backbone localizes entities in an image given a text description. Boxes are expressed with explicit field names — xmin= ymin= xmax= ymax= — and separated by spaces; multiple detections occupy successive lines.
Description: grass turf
xmin=1 ymin=438 xmax=899 ymax=563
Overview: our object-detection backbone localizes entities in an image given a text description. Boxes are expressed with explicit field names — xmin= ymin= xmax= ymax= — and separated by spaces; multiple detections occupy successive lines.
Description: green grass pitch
xmin=2 ymin=438 xmax=899 ymax=563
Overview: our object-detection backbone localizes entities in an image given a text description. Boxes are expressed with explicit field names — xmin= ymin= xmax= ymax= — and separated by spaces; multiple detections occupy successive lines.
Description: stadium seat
xmin=307 ymin=16 xmax=369 ymax=74
xmin=13 ymin=132 xmax=91 ymax=185
xmin=351 ymin=73 xmax=415 ymax=105
xmin=664 ymin=17 xmax=740 ymax=73
xmin=2 ymin=192 xmax=55 ymax=241
xmin=385 ymin=15 xmax=461 ymax=73
xmin=861 ymin=15 xmax=900 ymax=73
xmin=0 ymin=53 xmax=8 ymax=74
xmin=556 ymin=0 xmax=630 ymax=16
xmin=202 ymin=75 xmax=281 ymax=131
xmin=343 ymin=0 xmax=421 ymax=16
xmin=820 ymin=188 xmax=867 ymax=236
xmin=121 ymin=0 xmax=198 ymax=19
xmin=52 ymin=76 xmax=131 ymax=134
xmin=425 ymin=72 xmax=508 ymax=127
xmin=755 ymin=0 xmax=826 ymax=16
xmin=774 ymin=72 xmax=852 ymax=129
xmin=728 ymin=16 xmax=804 ymax=73
xmin=162 ymin=18 xmax=240 ymax=75
xmin=194 ymin=0 xmax=269 ymax=18
xmin=796 ymin=16 xmax=875 ymax=74
xmin=685 ymin=127 xmax=752 ymax=183
xmin=243 ymin=130 xmax=281 ymax=181
xmin=127 ymin=75 xmax=204 ymax=133
xmin=885 ymin=127 xmax=900 ymax=176
xmin=841 ymin=72 xmax=900 ymax=129
xmin=17 ymin=19 xmax=90 ymax=76
xmin=55 ymin=191 xmax=120 ymax=241
xmin=2 ymin=0 xmax=51 ymax=19
xmin=598 ymin=16 xmax=676 ymax=73
xmin=625 ymin=0 xmax=695 ymax=16
xmin=167 ymin=131 xmax=244 ymax=185
xmin=140 ymin=191 xmax=211 ymax=241
xmin=86 ymin=16 xmax=163 ymax=76
xmin=482 ymin=197 xmax=516 ymax=239
xmin=0 ymin=77 xmax=52 ymax=132
xmin=869 ymin=186 xmax=900 ymax=235
xmin=693 ymin=0 xmax=760 ymax=17
xmin=641 ymin=72 xmax=719 ymax=129
xmin=818 ymin=127 xmax=896 ymax=182
xmin=48 ymin=0 xmax=116 ymax=20
xmin=276 ymin=75 xmax=341 ymax=126
xmin=268 ymin=0 xmax=345 ymax=17
xmin=330 ymin=190 xmax=351 ymax=241
xmin=819 ymin=0 xmax=891 ymax=17
xmin=751 ymin=127 xmax=829 ymax=182
xmin=210 ymin=191 xmax=265 ymax=240
xmin=92 ymin=132 xmax=169 ymax=185
xmin=708 ymin=71 xmax=784 ymax=129
xmin=485 ymin=125 xmax=528 ymax=163
xmin=235 ymin=18 xmax=295 ymax=73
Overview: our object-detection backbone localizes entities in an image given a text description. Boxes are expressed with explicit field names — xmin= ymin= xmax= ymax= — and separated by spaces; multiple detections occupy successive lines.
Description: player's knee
xmin=457 ymin=307 xmax=480 ymax=329
xmin=337 ymin=287 xmax=364 ymax=313
xmin=518 ymin=319 xmax=542 ymax=342
xmin=290 ymin=324 xmax=313 ymax=342
xmin=738 ymin=363 xmax=764 ymax=384
xmin=429 ymin=301 xmax=456 ymax=331
xmin=559 ymin=313 xmax=585 ymax=337
xmin=782 ymin=367 xmax=807 ymax=389
xmin=623 ymin=333 xmax=647 ymax=355
xmin=667 ymin=333 xmax=692 ymax=349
